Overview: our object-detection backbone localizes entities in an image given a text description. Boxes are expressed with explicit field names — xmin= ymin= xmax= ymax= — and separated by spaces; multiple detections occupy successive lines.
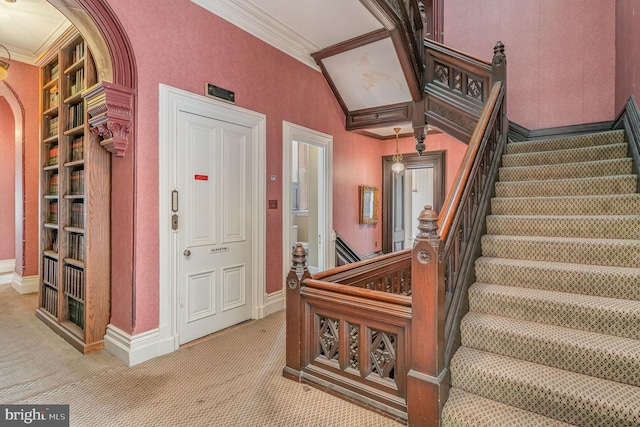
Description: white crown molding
xmin=191 ymin=0 xmax=321 ymax=71
xmin=6 ymin=21 xmax=72 ymax=65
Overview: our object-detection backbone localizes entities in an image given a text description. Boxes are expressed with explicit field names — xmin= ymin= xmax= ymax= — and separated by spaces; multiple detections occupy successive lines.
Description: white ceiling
xmin=2 ymin=0 xmax=414 ymax=136
xmin=0 ymin=0 xmax=71 ymax=64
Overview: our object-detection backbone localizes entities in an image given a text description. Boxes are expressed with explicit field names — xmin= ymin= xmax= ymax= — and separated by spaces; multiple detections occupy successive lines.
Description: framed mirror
xmin=359 ymin=185 xmax=379 ymax=224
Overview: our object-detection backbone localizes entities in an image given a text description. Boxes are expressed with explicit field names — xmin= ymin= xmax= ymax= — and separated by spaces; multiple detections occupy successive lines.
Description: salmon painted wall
xmin=444 ymin=0 xmax=616 ymax=130
xmin=615 ymin=0 xmax=640 ymax=111
xmin=0 ymin=61 xmax=40 ymax=277
xmin=0 ymin=97 xmax=15 ymax=261
xmin=101 ymin=0 xmax=387 ymax=333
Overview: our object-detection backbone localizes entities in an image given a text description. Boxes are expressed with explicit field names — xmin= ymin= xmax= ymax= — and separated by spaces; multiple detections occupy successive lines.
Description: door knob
xmin=183 ymin=249 xmax=191 ymax=257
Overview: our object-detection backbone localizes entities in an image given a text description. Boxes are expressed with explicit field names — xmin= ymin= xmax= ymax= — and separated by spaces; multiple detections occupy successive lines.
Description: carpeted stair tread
xmin=491 ymin=193 xmax=640 ymax=216
xmin=498 ymin=157 xmax=632 ymax=182
xmin=475 ymin=257 xmax=640 ymax=300
xmin=441 ymin=388 xmax=574 ymax=427
xmin=485 ymin=214 xmax=640 ymax=239
xmin=460 ymin=311 xmax=640 ymax=386
xmin=450 ymin=346 xmax=640 ymax=426
xmin=506 ymin=130 xmax=626 ymax=155
xmin=502 ymin=143 xmax=628 ymax=167
xmin=481 ymin=234 xmax=640 ymax=268
xmin=494 ymin=174 xmax=637 ymax=198
xmin=468 ymin=282 xmax=640 ymax=339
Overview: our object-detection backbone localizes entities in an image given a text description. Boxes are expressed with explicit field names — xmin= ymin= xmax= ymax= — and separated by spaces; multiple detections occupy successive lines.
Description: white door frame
xmin=282 ymin=121 xmax=334 ymax=279
xmin=159 ymin=84 xmax=269 ymax=351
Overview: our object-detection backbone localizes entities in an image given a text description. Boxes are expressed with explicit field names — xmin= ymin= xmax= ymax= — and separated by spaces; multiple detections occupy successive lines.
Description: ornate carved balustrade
xmin=284 ymin=42 xmax=507 ymax=426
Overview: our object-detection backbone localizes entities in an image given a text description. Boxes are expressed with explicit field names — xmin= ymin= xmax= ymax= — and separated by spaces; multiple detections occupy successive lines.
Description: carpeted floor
xmin=0 ymin=284 xmax=402 ymax=426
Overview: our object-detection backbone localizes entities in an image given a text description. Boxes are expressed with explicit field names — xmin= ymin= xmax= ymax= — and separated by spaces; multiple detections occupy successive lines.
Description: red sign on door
xmin=194 ymin=174 xmax=209 ymax=181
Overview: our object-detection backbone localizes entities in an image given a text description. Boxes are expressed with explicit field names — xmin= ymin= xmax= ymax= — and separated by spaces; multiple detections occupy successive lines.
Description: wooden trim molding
xmin=508 ymin=120 xmax=614 ymax=142
xmin=83 ymin=81 xmax=135 ymax=157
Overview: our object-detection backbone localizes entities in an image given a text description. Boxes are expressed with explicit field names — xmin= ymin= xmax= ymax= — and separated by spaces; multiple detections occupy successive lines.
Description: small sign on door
xmin=194 ymin=174 xmax=209 ymax=181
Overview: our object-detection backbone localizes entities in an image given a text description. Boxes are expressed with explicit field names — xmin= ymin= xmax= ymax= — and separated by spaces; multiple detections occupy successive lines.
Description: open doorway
xmin=382 ymin=151 xmax=445 ymax=253
xmin=282 ymin=122 xmax=333 ymax=276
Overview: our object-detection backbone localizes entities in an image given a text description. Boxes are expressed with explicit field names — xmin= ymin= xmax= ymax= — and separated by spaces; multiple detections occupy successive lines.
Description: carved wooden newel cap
xmin=417 ymin=205 xmax=439 ymax=237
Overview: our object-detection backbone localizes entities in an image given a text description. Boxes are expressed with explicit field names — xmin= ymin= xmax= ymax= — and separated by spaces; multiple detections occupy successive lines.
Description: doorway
xmin=382 ymin=151 xmax=445 ymax=253
xmin=159 ymin=84 xmax=267 ymax=349
xmin=282 ymin=122 xmax=333 ymax=276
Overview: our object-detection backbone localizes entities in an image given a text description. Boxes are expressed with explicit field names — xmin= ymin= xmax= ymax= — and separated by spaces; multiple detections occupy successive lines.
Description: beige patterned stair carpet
xmin=0 ymin=284 xmax=401 ymax=427
xmin=442 ymin=129 xmax=640 ymax=426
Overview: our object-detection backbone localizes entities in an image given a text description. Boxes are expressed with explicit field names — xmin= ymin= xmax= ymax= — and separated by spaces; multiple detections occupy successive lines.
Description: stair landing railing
xmin=284 ymin=42 xmax=507 ymax=426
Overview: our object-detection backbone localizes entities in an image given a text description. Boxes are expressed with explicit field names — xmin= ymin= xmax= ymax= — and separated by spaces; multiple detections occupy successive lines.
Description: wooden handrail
xmin=438 ymin=81 xmax=504 ymax=239
xmin=303 ymin=278 xmax=412 ymax=307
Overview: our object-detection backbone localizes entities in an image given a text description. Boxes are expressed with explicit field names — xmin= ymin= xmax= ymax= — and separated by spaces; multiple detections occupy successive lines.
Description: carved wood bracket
xmin=83 ymin=81 xmax=135 ymax=157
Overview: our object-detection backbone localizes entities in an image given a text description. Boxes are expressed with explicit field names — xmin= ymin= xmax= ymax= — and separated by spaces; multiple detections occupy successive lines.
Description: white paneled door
xmin=177 ymin=111 xmax=252 ymax=345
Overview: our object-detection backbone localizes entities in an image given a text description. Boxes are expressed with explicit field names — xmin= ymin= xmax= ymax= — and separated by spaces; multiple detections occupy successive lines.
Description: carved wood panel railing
xmin=424 ymin=41 xmax=501 ymax=143
xmin=284 ymin=245 xmax=412 ymax=420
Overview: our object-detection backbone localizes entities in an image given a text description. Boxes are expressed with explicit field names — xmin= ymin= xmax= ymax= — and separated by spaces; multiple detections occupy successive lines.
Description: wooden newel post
xmin=407 ymin=206 xmax=447 ymax=426
xmin=283 ymin=243 xmax=311 ymax=382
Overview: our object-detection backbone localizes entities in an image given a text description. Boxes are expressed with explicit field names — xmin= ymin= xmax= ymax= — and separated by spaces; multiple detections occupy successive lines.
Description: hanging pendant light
xmin=391 ymin=127 xmax=404 ymax=173
xmin=0 ymin=44 xmax=10 ymax=81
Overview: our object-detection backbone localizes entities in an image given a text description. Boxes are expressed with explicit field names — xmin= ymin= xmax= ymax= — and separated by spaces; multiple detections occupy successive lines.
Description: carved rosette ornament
xmin=82 ymin=81 xmax=135 ymax=157
xmin=417 ymin=249 xmax=431 ymax=264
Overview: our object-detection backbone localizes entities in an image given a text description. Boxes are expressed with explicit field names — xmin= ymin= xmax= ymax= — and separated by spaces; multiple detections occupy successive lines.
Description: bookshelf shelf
xmin=44 ymin=250 xmax=59 ymax=260
xmin=37 ymin=29 xmax=110 ymax=355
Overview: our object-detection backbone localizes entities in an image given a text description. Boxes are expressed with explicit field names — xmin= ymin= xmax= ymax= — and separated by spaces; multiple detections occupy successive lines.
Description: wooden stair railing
xmin=335 ymin=231 xmax=362 ymax=266
xmin=613 ymin=95 xmax=640 ymax=190
xmin=284 ymin=42 xmax=507 ymax=426
xmin=407 ymin=48 xmax=507 ymax=425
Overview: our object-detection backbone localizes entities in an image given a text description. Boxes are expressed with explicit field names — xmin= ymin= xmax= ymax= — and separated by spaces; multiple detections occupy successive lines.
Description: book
xmin=49 ymin=173 xmax=58 ymax=195
xmin=48 ymin=145 xmax=58 ymax=165
xmin=49 ymin=201 xmax=58 ymax=224
xmin=70 ymin=136 xmax=84 ymax=162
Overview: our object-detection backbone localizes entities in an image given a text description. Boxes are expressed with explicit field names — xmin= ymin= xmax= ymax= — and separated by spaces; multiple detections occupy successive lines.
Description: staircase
xmin=441 ymin=129 xmax=640 ymax=426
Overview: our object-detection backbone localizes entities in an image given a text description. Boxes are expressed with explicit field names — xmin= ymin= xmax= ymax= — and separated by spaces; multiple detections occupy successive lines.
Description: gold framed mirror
xmin=359 ymin=185 xmax=379 ymax=224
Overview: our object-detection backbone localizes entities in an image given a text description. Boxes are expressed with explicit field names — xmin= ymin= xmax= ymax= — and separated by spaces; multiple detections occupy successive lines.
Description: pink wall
xmin=101 ymin=0 xmax=390 ymax=333
xmin=0 ymin=62 xmax=40 ymax=277
xmin=0 ymin=97 xmax=15 ymax=261
xmin=615 ymin=0 xmax=640 ymax=111
xmin=444 ymin=0 xmax=616 ymax=130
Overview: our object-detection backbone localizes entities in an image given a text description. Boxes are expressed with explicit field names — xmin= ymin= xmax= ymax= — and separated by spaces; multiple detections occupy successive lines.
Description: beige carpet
xmin=0 ymin=284 xmax=401 ymax=426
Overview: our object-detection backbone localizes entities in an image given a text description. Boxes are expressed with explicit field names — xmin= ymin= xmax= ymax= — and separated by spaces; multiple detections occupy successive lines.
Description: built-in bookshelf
xmin=36 ymin=29 xmax=111 ymax=354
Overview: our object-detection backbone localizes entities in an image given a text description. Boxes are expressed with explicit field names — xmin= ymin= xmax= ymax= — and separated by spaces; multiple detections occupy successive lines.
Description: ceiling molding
xmin=191 ymin=0 xmax=321 ymax=71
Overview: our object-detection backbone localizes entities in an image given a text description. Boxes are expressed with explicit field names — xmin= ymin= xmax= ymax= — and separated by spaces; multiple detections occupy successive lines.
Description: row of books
xmin=68 ymin=68 xmax=85 ymax=97
xmin=70 ymin=201 xmax=84 ymax=228
xmin=49 ymin=63 xmax=59 ymax=82
xmin=67 ymin=297 xmax=85 ymax=328
xmin=48 ymin=145 xmax=59 ymax=165
xmin=48 ymin=117 xmax=59 ymax=139
xmin=70 ymin=136 xmax=84 ymax=162
xmin=68 ymin=233 xmax=85 ymax=262
xmin=68 ymin=102 xmax=85 ymax=129
xmin=50 ymin=230 xmax=58 ymax=253
xmin=42 ymin=285 xmax=59 ymax=317
xmin=49 ymin=201 xmax=58 ymax=224
xmin=49 ymin=174 xmax=58 ymax=195
xmin=64 ymin=265 xmax=85 ymax=301
xmin=70 ymin=40 xmax=86 ymax=64
xmin=43 ymin=257 xmax=59 ymax=288
xmin=70 ymin=169 xmax=85 ymax=195
xmin=47 ymin=85 xmax=59 ymax=110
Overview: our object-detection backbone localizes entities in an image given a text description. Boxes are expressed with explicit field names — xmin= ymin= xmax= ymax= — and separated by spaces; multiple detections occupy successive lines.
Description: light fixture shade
xmin=391 ymin=161 xmax=405 ymax=173
xmin=0 ymin=61 xmax=8 ymax=81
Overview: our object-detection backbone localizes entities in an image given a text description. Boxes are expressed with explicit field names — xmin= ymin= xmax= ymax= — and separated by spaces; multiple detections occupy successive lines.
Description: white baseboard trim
xmin=11 ymin=273 xmax=38 ymax=294
xmin=0 ymin=259 xmax=15 ymax=285
xmin=258 ymin=289 xmax=284 ymax=318
xmin=104 ymin=324 xmax=177 ymax=367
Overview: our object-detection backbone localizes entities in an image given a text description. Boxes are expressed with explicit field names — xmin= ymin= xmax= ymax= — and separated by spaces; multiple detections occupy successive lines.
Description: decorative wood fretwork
xmin=318 ymin=316 xmax=340 ymax=362
xmin=83 ymin=81 xmax=134 ymax=157
xmin=370 ymin=329 xmax=397 ymax=381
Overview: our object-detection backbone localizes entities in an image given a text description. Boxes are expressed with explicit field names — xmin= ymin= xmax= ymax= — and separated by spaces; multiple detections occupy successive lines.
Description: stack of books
xmin=70 ymin=136 xmax=84 ymax=162
xmin=48 ymin=84 xmax=59 ymax=109
xmin=49 ymin=63 xmax=59 ymax=82
xmin=69 ymin=69 xmax=85 ymax=96
xmin=48 ymin=117 xmax=59 ymax=138
xmin=49 ymin=174 xmax=58 ymax=195
xmin=49 ymin=201 xmax=58 ymax=224
xmin=67 ymin=298 xmax=84 ymax=328
xmin=70 ymin=169 xmax=84 ymax=194
xmin=68 ymin=103 xmax=84 ymax=129
xmin=68 ymin=233 xmax=85 ymax=262
xmin=43 ymin=257 xmax=59 ymax=288
xmin=64 ymin=265 xmax=85 ymax=301
xmin=70 ymin=41 xmax=85 ymax=64
xmin=70 ymin=201 xmax=84 ymax=228
xmin=43 ymin=286 xmax=59 ymax=317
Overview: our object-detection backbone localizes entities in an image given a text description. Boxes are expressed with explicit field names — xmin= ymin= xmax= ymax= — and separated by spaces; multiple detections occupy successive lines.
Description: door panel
xmin=178 ymin=111 xmax=252 ymax=345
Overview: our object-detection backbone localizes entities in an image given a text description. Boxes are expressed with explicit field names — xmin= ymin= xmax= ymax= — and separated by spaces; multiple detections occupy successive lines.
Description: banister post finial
xmin=283 ymin=243 xmax=310 ymax=382
xmin=491 ymin=41 xmax=506 ymax=84
xmin=416 ymin=205 xmax=439 ymax=247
